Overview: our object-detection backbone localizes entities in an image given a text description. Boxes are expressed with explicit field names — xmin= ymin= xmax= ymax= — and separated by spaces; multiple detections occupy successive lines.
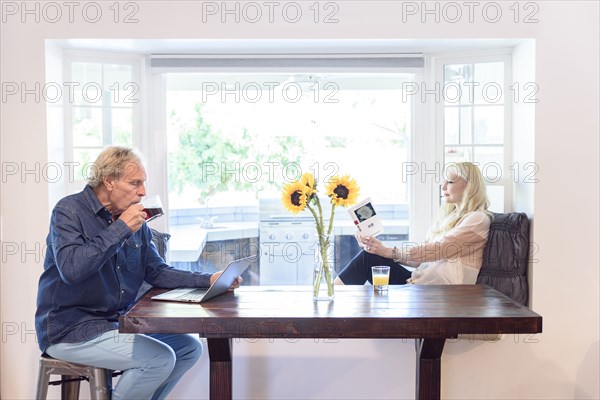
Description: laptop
xmin=151 ymin=256 xmax=252 ymax=303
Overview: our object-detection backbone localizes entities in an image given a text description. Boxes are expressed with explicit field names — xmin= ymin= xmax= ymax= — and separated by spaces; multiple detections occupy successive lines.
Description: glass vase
xmin=313 ymin=235 xmax=335 ymax=302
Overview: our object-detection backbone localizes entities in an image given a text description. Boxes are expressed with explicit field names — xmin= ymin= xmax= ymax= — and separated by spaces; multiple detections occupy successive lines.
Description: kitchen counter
xmin=168 ymin=219 xmax=409 ymax=262
xmin=169 ymin=222 xmax=258 ymax=262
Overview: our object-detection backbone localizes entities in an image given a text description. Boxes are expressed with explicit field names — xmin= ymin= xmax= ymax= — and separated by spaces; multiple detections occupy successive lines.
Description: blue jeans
xmin=46 ymin=330 xmax=202 ymax=400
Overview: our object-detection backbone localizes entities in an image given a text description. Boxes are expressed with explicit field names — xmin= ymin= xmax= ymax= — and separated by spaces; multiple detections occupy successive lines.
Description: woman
xmin=335 ymin=162 xmax=492 ymax=286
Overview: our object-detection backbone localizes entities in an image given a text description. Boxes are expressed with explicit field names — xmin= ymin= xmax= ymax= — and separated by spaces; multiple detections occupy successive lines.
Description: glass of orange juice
xmin=372 ymin=266 xmax=390 ymax=291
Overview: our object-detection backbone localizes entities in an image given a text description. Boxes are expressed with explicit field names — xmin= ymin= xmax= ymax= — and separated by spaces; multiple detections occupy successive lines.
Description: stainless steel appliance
xmin=258 ymin=197 xmax=334 ymax=285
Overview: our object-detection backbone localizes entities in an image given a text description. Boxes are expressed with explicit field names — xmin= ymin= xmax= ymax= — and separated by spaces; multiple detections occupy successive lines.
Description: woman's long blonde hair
xmin=428 ymin=162 xmax=490 ymax=239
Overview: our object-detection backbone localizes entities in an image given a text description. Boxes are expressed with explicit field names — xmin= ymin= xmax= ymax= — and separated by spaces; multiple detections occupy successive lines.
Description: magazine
xmin=347 ymin=197 xmax=384 ymax=237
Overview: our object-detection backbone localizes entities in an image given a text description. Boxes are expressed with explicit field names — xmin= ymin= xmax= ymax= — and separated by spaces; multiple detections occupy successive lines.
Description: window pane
xmin=443 ymin=60 xmax=508 ymax=215
xmin=73 ymin=148 xmax=102 ymax=181
xmin=110 ymin=108 xmax=133 ymax=146
xmin=166 ymin=73 xmax=411 ymax=209
xmin=103 ymin=64 xmax=135 ymax=106
xmin=460 ymin=107 xmax=472 ymax=144
xmin=166 ymin=73 xmax=413 ymax=283
xmin=72 ymin=107 xmax=102 ymax=147
xmin=445 ymin=147 xmax=472 ymax=164
xmin=444 ymin=64 xmax=474 ymax=105
xmin=444 ymin=107 xmax=459 ymax=144
xmin=445 ymin=106 xmax=473 ymax=145
xmin=71 ymin=62 xmax=102 ymax=105
xmin=486 ymin=185 xmax=505 ymax=213
xmin=474 ymin=62 xmax=504 ymax=104
xmin=473 ymin=146 xmax=504 ymax=179
xmin=473 ymin=106 xmax=503 ymax=144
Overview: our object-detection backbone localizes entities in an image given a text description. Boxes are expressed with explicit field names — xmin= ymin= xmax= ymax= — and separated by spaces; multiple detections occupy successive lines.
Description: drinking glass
xmin=372 ymin=266 xmax=390 ymax=291
xmin=142 ymin=195 xmax=164 ymax=222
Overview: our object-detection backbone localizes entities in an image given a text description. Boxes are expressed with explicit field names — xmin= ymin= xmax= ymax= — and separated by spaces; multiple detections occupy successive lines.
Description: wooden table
xmin=119 ymin=285 xmax=542 ymax=400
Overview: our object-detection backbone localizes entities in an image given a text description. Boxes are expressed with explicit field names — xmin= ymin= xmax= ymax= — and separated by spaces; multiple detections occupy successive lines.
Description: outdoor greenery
xmin=168 ymin=103 xmax=304 ymax=204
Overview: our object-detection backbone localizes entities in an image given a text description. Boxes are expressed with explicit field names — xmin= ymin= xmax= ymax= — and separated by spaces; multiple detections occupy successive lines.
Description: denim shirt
xmin=35 ymin=185 xmax=211 ymax=352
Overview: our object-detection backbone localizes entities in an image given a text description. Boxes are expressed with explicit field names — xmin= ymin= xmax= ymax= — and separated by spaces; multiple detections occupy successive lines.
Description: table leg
xmin=414 ymin=338 xmax=446 ymax=400
xmin=207 ymin=338 xmax=232 ymax=400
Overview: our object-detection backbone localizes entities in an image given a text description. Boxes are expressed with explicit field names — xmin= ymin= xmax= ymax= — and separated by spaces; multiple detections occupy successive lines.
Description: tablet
xmin=151 ymin=256 xmax=252 ymax=303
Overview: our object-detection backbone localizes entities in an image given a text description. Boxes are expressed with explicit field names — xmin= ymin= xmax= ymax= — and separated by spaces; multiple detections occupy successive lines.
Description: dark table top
xmin=120 ymin=285 xmax=542 ymax=339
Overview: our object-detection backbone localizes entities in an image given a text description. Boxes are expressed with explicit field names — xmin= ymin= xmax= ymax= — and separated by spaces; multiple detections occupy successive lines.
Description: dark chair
xmin=136 ymin=229 xmax=172 ymax=299
xmin=35 ymin=229 xmax=171 ymax=399
xmin=476 ymin=212 xmax=531 ymax=305
xmin=150 ymin=228 xmax=171 ymax=259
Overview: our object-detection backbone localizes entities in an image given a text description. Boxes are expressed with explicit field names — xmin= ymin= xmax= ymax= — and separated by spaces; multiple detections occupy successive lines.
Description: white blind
xmin=150 ymin=54 xmax=424 ymax=70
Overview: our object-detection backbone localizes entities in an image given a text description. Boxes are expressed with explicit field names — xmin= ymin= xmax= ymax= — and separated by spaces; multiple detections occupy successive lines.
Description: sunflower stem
xmin=326 ymin=202 xmax=336 ymax=238
xmin=315 ymin=196 xmax=324 ymax=229
xmin=283 ymin=173 xmax=359 ymax=301
xmin=323 ymin=203 xmax=336 ymax=297
xmin=307 ymin=200 xmax=334 ymax=299
xmin=306 ymin=203 xmax=322 ymax=238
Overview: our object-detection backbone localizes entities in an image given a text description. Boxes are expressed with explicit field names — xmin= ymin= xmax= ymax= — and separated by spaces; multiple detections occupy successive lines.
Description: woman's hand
xmin=358 ymin=235 xmax=391 ymax=259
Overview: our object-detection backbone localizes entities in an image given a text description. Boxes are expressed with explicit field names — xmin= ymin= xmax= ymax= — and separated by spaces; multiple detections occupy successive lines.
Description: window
xmin=437 ymin=54 xmax=512 ymax=212
xmin=64 ymin=53 xmax=141 ymax=190
xmin=156 ymin=66 xmax=421 ymax=275
xmin=165 ymin=72 xmax=413 ymax=211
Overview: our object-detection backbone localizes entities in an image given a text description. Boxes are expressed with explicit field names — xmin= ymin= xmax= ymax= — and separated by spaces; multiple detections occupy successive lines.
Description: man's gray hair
xmin=87 ymin=146 xmax=145 ymax=188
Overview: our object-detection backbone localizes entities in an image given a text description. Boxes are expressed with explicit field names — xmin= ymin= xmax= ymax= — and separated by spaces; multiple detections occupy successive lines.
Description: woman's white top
xmin=406 ymin=211 xmax=491 ymax=285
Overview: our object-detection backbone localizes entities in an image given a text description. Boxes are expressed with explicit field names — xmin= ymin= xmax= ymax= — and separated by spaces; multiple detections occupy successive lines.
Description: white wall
xmin=1 ymin=1 xmax=598 ymax=399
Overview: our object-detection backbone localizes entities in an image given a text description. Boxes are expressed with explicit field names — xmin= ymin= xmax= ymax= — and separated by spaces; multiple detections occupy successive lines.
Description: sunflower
xmin=325 ymin=175 xmax=360 ymax=207
xmin=281 ymin=180 xmax=309 ymax=214
xmin=300 ymin=172 xmax=317 ymax=199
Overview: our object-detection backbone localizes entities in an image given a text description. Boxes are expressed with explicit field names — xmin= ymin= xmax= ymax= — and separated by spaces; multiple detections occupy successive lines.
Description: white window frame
xmin=408 ymin=67 xmax=436 ymax=242
xmin=430 ymin=50 xmax=514 ymax=213
xmin=63 ymin=50 xmax=144 ymax=194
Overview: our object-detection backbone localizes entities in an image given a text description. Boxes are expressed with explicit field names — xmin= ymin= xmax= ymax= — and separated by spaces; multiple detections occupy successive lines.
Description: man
xmin=35 ymin=146 xmax=240 ymax=399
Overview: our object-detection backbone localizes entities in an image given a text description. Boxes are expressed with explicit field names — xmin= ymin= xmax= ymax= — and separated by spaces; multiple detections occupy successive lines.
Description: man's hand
xmin=210 ymin=272 xmax=243 ymax=290
xmin=118 ymin=204 xmax=146 ymax=233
